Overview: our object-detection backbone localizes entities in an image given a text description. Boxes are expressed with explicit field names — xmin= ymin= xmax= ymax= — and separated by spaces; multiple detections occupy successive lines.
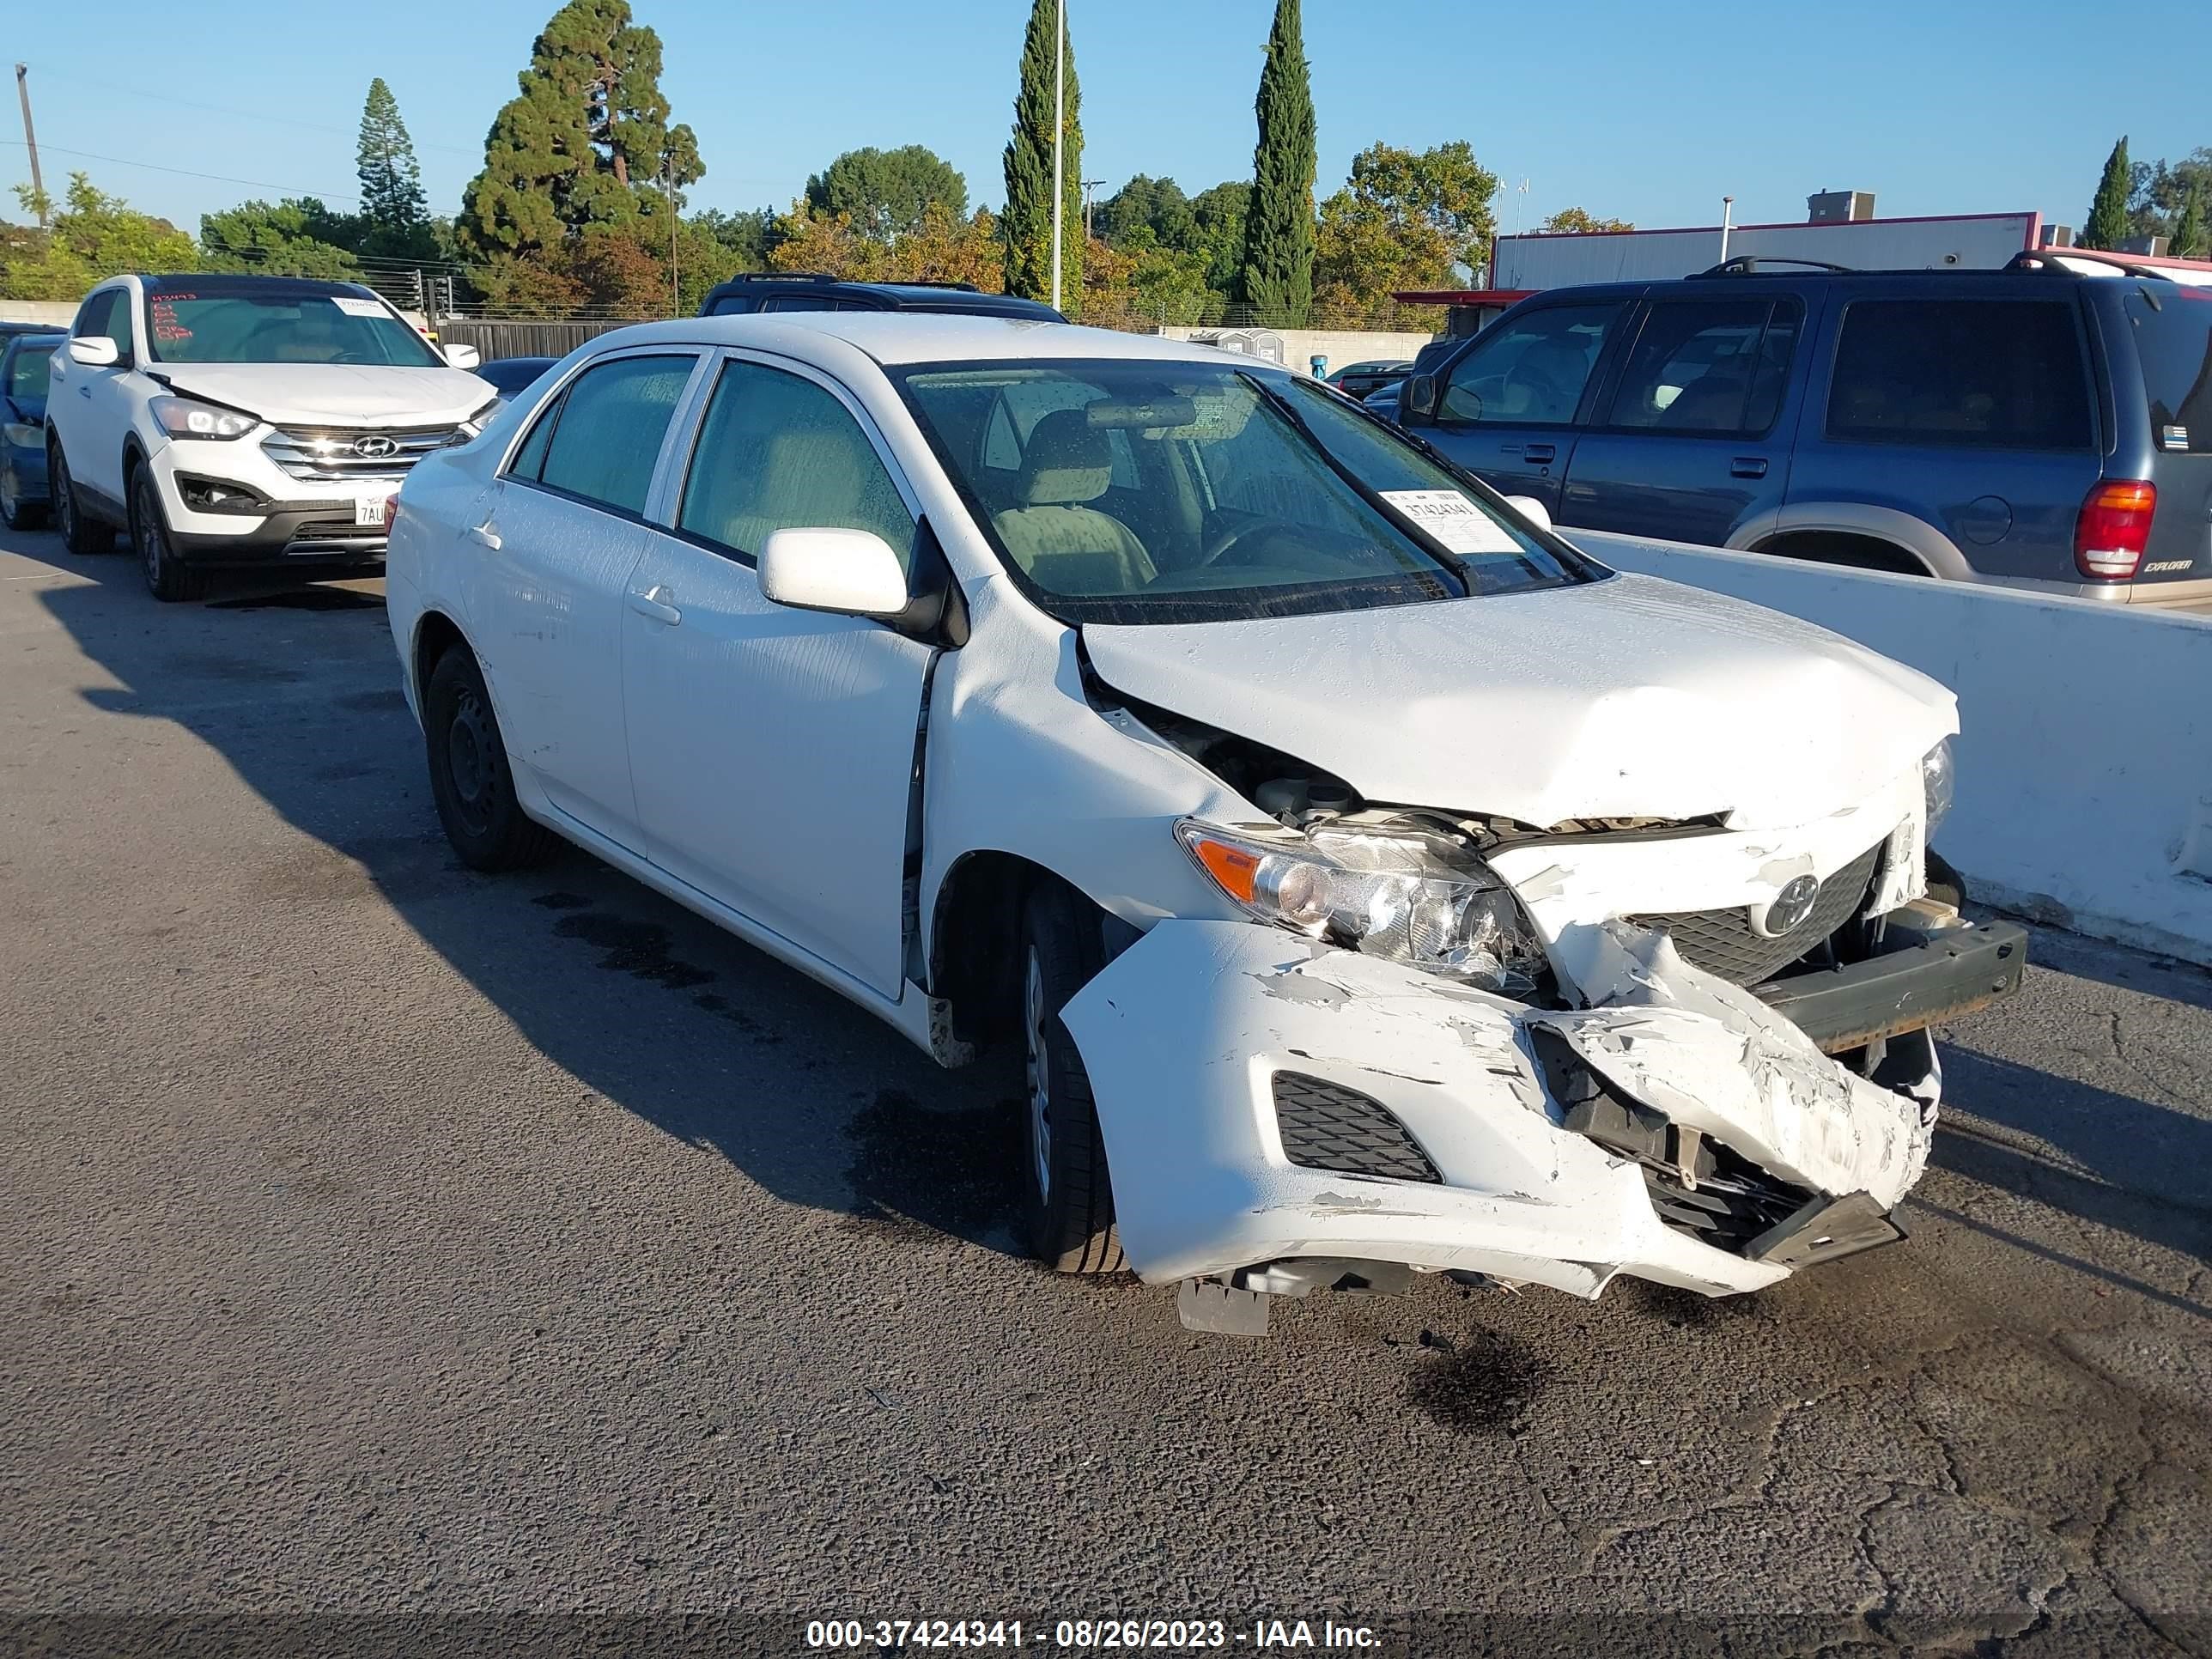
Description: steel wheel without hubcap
xmin=421 ymin=647 xmax=557 ymax=873
xmin=1016 ymin=883 xmax=1125 ymax=1273
xmin=444 ymin=686 xmax=498 ymax=841
xmin=1024 ymin=947 xmax=1054 ymax=1204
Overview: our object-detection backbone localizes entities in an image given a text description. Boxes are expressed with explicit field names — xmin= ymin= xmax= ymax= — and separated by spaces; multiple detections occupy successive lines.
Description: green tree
xmin=1314 ymin=143 xmax=1496 ymax=319
xmin=2084 ymin=135 xmax=2132 ymax=251
xmin=356 ymin=78 xmax=432 ymax=256
xmin=2128 ymin=148 xmax=2212 ymax=247
xmin=1001 ymin=0 xmax=1083 ymax=315
xmin=1095 ymin=174 xmax=1195 ymax=251
xmin=691 ymin=207 xmax=781 ymax=271
xmin=460 ymin=0 xmax=705 ymax=257
xmin=200 ymin=198 xmax=362 ymax=277
xmin=1238 ymin=0 xmax=1316 ymax=324
xmin=1540 ymin=206 xmax=1634 ymax=234
xmin=2173 ymin=187 xmax=2207 ymax=260
xmin=805 ymin=146 xmax=968 ymax=244
xmin=1188 ymin=180 xmax=1250 ymax=297
xmin=0 ymin=174 xmax=197 ymax=299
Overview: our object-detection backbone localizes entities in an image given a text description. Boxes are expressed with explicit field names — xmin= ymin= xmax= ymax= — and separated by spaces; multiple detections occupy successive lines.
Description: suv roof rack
xmin=1698 ymin=255 xmax=1854 ymax=276
xmin=715 ymin=271 xmax=840 ymax=284
xmin=883 ymin=279 xmax=984 ymax=292
xmin=2003 ymin=249 xmax=2183 ymax=282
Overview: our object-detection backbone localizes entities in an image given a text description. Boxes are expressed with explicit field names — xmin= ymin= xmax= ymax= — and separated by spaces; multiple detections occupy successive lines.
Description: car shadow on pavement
xmin=18 ymin=531 xmax=2210 ymax=1286
xmin=17 ymin=533 xmax=1038 ymax=1265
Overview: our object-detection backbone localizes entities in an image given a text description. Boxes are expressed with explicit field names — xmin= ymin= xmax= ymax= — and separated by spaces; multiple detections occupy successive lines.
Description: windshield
xmin=893 ymin=359 xmax=1599 ymax=623
xmin=6 ymin=341 xmax=57 ymax=410
xmin=143 ymin=285 xmax=444 ymax=368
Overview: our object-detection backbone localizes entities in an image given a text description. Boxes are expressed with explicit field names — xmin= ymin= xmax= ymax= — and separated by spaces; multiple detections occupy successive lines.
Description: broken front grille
xmin=1626 ymin=842 xmax=1881 ymax=985
xmin=1272 ymin=1072 xmax=1441 ymax=1183
xmin=1643 ymin=1152 xmax=1812 ymax=1254
xmin=261 ymin=423 xmax=465 ymax=481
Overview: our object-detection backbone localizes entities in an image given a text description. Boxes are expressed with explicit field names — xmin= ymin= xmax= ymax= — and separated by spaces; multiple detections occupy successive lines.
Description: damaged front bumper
xmin=1062 ymin=918 xmax=1978 ymax=1303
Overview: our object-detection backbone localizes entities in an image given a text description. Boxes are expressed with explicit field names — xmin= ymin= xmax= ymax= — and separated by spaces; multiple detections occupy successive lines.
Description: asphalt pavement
xmin=1 ymin=529 xmax=2206 ymax=1656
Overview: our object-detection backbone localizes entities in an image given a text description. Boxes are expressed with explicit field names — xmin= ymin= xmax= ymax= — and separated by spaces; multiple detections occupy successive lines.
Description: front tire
xmin=49 ymin=440 xmax=112 ymax=556
xmin=1019 ymin=882 xmax=1125 ymax=1274
xmin=423 ymin=647 xmax=556 ymax=872
xmin=0 ymin=459 xmax=46 ymax=531
xmin=130 ymin=466 xmax=207 ymax=602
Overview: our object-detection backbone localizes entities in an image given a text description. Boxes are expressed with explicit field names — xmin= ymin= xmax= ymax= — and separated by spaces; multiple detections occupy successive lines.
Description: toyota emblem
xmin=351 ymin=434 xmax=399 ymax=459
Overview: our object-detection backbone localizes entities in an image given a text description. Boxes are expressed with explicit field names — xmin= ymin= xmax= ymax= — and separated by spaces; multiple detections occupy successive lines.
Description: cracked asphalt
xmin=2 ymin=529 xmax=2207 ymax=1656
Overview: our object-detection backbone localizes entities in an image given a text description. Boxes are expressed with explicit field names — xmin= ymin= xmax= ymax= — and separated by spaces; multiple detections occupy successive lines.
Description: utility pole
xmin=665 ymin=159 xmax=679 ymax=316
xmin=1718 ymin=195 xmax=1735 ymax=264
xmin=15 ymin=64 xmax=46 ymax=227
xmin=1081 ymin=178 xmax=1103 ymax=240
xmin=1049 ymin=0 xmax=1065 ymax=313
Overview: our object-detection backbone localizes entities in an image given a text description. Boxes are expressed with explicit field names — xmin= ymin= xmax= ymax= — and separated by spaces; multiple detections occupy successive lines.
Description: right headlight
xmin=1176 ymin=817 xmax=1547 ymax=995
xmin=1922 ymin=738 xmax=1955 ymax=836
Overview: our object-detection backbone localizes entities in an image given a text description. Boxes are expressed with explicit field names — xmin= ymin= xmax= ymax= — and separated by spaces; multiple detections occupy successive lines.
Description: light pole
xmin=1050 ymin=0 xmax=1066 ymax=313
xmin=1719 ymin=195 xmax=1735 ymax=265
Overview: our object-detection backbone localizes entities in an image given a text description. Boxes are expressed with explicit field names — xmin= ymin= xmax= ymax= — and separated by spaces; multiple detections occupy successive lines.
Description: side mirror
xmin=758 ymin=527 xmax=910 ymax=620
xmin=1504 ymin=495 xmax=1553 ymax=536
xmin=444 ymin=343 xmax=482 ymax=370
xmin=1400 ymin=372 xmax=1437 ymax=427
xmin=68 ymin=337 xmax=121 ymax=368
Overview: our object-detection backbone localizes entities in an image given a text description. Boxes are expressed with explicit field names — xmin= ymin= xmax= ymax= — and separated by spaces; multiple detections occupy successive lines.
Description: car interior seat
xmin=991 ymin=409 xmax=1156 ymax=594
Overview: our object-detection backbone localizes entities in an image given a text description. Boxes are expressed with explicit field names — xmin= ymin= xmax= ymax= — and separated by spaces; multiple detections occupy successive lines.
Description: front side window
xmin=140 ymin=282 xmax=442 ymax=368
xmin=522 ymin=354 xmax=696 ymax=516
xmin=895 ymin=358 xmax=1599 ymax=623
xmin=1826 ymin=299 xmax=2093 ymax=450
xmin=1437 ymin=302 xmax=1626 ymax=425
xmin=1603 ymin=300 xmax=1802 ymax=435
xmin=677 ymin=359 xmax=915 ymax=565
xmin=71 ymin=290 xmax=130 ymax=359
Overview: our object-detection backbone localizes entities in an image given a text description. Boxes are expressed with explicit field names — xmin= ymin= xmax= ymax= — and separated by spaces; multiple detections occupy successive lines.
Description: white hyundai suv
xmin=386 ymin=314 xmax=2027 ymax=1335
xmin=44 ymin=272 xmax=495 ymax=600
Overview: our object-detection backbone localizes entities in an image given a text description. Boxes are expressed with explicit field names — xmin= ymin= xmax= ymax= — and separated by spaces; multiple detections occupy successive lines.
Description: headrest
xmin=1019 ymin=408 xmax=1114 ymax=506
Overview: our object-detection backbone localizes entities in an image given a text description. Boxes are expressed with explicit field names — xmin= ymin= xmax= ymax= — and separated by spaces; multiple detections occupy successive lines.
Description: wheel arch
xmin=410 ymin=608 xmax=472 ymax=716
xmin=1754 ymin=502 xmax=1973 ymax=579
xmin=927 ymin=848 xmax=1133 ymax=1049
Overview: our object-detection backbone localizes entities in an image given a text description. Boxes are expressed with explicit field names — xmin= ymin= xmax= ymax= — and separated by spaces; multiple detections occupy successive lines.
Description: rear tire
xmin=130 ymin=466 xmax=208 ymax=602
xmin=1019 ymin=881 xmax=1125 ymax=1274
xmin=423 ymin=647 xmax=557 ymax=872
xmin=49 ymin=440 xmax=112 ymax=556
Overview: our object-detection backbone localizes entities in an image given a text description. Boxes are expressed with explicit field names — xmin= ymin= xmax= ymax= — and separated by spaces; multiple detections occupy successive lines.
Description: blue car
xmin=1 ymin=331 xmax=61 ymax=531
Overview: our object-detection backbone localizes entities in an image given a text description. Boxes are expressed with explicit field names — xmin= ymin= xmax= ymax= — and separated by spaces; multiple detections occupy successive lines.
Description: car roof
xmin=591 ymin=312 xmax=1267 ymax=370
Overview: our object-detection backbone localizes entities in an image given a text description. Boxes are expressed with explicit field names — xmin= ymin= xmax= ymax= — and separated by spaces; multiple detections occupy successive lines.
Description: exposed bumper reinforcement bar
xmin=1752 ymin=917 xmax=2028 ymax=1054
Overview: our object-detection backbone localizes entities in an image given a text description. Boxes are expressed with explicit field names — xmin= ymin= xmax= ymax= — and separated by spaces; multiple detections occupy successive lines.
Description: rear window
xmin=1826 ymin=299 xmax=2093 ymax=451
xmin=2125 ymin=288 xmax=2212 ymax=455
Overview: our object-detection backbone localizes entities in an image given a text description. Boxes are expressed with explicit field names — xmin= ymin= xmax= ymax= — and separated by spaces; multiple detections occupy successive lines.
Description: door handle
xmin=79 ymin=385 xmax=91 ymax=398
xmin=1730 ymin=456 xmax=1770 ymax=479
xmin=1524 ymin=442 xmax=1557 ymax=464
xmin=466 ymin=521 xmax=501 ymax=550
xmin=627 ymin=585 xmax=682 ymax=626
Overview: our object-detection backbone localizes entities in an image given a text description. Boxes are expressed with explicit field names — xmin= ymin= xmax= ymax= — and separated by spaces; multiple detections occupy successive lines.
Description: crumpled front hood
xmin=153 ymin=363 xmax=492 ymax=428
xmin=1084 ymin=573 xmax=1955 ymax=830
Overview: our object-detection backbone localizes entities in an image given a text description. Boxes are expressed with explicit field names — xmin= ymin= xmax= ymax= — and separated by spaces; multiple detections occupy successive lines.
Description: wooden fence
xmin=435 ymin=319 xmax=635 ymax=362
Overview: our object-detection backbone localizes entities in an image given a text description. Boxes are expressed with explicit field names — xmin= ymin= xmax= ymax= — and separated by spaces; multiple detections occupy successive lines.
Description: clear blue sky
xmin=6 ymin=0 xmax=2208 ymax=244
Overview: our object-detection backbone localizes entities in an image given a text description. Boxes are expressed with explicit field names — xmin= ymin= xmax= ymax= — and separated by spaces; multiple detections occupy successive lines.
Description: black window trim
xmin=70 ymin=285 xmax=135 ymax=365
xmin=1583 ymin=295 xmax=1806 ymax=441
xmin=497 ymin=346 xmax=708 ymax=526
xmin=659 ymin=344 xmax=923 ymax=570
xmin=1819 ymin=292 xmax=2100 ymax=455
xmin=1431 ymin=297 xmax=1637 ymax=432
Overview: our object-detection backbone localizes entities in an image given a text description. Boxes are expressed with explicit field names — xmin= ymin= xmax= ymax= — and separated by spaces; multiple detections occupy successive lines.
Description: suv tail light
xmin=2075 ymin=481 xmax=2156 ymax=579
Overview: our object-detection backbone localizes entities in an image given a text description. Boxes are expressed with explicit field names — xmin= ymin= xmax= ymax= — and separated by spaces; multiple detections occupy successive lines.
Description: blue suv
xmin=1395 ymin=255 xmax=2212 ymax=605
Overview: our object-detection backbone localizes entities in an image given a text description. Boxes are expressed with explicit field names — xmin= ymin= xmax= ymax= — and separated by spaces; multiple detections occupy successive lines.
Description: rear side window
xmin=1826 ymin=300 xmax=2092 ymax=450
xmin=520 ymin=354 xmax=695 ymax=515
xmin=676 ymin=359 xmax=914 ymax=567
xmin=2125 ymin=289 xmax=2212 ymax=455
xmin=1602 ymin=299 xmax=1802 ymax=435
xmin=1438 ymin=302 xmax=1626 ymax=426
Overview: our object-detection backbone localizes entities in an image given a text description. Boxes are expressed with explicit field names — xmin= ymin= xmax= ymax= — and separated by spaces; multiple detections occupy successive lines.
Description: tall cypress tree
xmin=2083 ymin=136 xmax=2132 ymax=252
xmin=1238 ymin=0 xmax=1316 ymax=325
xmin=1001 ymin=0 xmax=1083 ymax=316
xmin=357 ymin=80 xmax=428 ymax=233
xmin=2172 ymin=186 xmax=2206 ymax=260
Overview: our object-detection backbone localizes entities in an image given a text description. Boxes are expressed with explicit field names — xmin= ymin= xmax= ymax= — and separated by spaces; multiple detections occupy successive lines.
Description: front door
xmin=621 ymin=354 xmax=933 ymax=998
xmin=1417 ymin=298 xmax=1632 ymax=516
xmin=1560 ymin=295 xmax=1806 ymax=546
xmin=467 ymin=349 xmax=702 ymax=840
xmin=61 ymin=289 xmax=140 ymax=502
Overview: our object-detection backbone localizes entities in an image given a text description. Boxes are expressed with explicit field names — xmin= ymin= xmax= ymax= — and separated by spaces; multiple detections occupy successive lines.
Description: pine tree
xmin=2083 ymin=136 xmax=2132 ymax=252
xmin=460 ymin=0 xmax=703 ymax=257
xmin=1000 ymin=0 xmax=1082 ymax=316
xmin=2172 ymin=187 xmax=2206 ymax=260
xmin=1238 ymin=0 xmax=1316 ymax=325
xmin=357 ymin=80 xmax=428 ymax=234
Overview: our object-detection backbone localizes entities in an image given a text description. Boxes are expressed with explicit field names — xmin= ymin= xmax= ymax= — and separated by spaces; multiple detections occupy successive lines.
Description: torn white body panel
xmin=1063 ymin=920 xmax=1935 ymax=1297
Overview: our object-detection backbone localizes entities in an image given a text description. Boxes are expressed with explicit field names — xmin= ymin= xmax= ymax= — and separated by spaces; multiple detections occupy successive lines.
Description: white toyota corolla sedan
xmin=386 ymin=314 xmax=2025 ymax=1334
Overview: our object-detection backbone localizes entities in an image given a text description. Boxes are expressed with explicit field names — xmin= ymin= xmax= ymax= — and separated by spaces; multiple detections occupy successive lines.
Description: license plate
xmin=355 ymin=495 xmax=387 ymax=528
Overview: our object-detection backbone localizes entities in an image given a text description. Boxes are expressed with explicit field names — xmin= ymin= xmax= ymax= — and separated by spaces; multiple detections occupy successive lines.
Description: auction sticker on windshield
xmin=331 ymin=296 xmax=387 ymax=319
xmin=1379 ymin=489 xmax=1524 ymax=556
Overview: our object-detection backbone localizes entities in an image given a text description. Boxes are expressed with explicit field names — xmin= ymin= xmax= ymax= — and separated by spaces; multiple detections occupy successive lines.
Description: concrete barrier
xmin=1575 ymin=530 xmax=2212 ymax=968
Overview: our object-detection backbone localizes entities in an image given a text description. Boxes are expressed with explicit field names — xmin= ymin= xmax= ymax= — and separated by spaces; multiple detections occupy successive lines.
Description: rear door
xmin=1557 ymin=293 xmax=1807 ymax=545
xmin=1417 ymin=297 xmax=1634 ymax=514
xmin=2116 ymin=284 xmax=2212 ymax=590
xmin=1784 ymin=283 xmax=2102 ymax=582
